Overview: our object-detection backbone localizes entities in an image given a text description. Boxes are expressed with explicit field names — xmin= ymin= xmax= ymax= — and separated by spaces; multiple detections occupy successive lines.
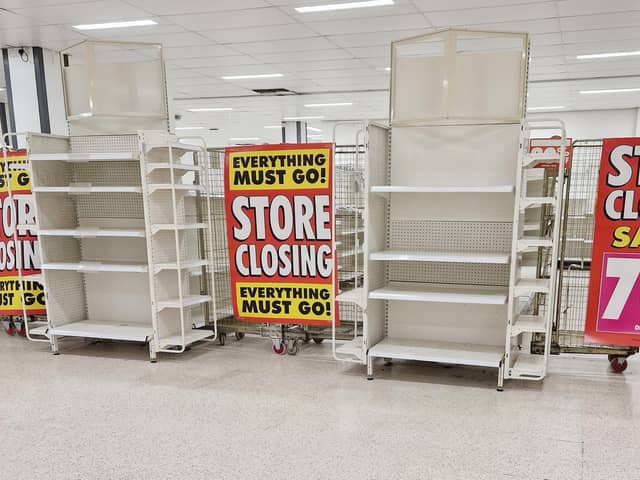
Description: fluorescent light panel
xmin=527 ymin=106 xmax=565 ymax=111
xmin=188 ymin=107 xmax=232 ymax=112
xmin=296 ymin=0 xmax=394 ymax=13
xmin=73 ymin=19 xmax=157 ymax=30
xmin=283 ymin=116 xmax=324 ymax=120
xmin=306 ymin=126 xmax=322 ymax=132
xmin=577 ymin=51 xmax=640 ymax=60
xmin=221 ymin=73 xmax=283 ymax=80
xmin=580 ymin=88 xmax=640 ymax=94
xmin=304 ymin=102 xmax=352 ymax=108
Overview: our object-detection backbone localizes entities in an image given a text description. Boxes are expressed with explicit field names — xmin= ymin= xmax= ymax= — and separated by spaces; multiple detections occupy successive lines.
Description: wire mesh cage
xmin=549 ymin=139 xmax=638 ymax=361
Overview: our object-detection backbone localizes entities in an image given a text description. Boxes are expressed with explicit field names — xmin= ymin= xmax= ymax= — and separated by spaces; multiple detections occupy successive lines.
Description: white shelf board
xmin=147 ymin=162 xmax=200 ymax=173
xmin=28 ymin=323 xmax=49 ymax=337
xmin=511 ymin=314 xmax=546 ymax=335
xmin=336 ymin=287 xmax=365 ymax=306
xmin=523 ymin=223 xmax=540 ymax=232
xmin=41 ymin=261 xmax=148 ymax=273
xmin=38 ymin=227 xmax=146 ymax=238
xmin=371 ymin=185 xmax=514 ymax=194
xmin=151 ymin=223 xmax=207 ymax=233
xmin=517 ymin=237 xmax=553 ymax=251
xmin=30 ymin=152 xmax=137 ymax=162
xmin=511 ymin=353 xmax=545 ymax=377
xmin=336 ymin=336 xmax=365 ymax=362
xmin=369 ymin=337 xmax=504 ymax=368
xmin=148 ymin=184 xmax=204 ymax=193
xmin=157 ymin=295 xmax=211 ymax=310
xmin=520 ymin=197 xmax=555 ymax=210
xmin=48 ymin=320 xmax=153 ymax=342
xmin=145 ymin=142 xmax=202 ymax=153
xmin=338 ymin=248 xmax=363 ymax=258
xmin=33 ymin=185 xmax=142 ymax=194
xmin=369 ymin=282 xmax=508 ymax=305
xmin=158 ymin=329 xmax=214 ymax=349
xmin=514 ymin=278 xmax=550 ymax=296
xmin=523 ymin=153 xmax=560 ymax=167
xmin=370 ymin=249 xmax=509 ymax=264
xmin=154 ymin=259 xmax=208 ymax=272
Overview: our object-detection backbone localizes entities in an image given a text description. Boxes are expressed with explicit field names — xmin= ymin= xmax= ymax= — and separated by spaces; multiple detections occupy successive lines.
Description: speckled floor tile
xmin=2 ymin=334 xmax=638 ymax=480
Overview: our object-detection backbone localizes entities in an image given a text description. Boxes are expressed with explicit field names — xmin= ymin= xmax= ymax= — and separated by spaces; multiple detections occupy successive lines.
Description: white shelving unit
xmin=26 ymin=131 xmax=217 ymax=361
xmin=505 ymin=119 xmax=566 ymax=381
xmin=342 ymin=29 xmax=534 ymax=389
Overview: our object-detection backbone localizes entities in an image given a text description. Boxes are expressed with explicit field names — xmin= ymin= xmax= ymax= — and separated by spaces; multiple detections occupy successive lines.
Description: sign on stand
xmin=224 ymin=143 xmax=338 ymax=326
xmin=0 ymin=151 xmax=45 ymax=315
xmin=586 ymin=138 xmax=640 ymax=346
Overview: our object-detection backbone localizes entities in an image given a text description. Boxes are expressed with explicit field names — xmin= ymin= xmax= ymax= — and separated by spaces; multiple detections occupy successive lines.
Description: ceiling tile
xmin=558 ymin=0 xmax=640 ymax=16
xmin=307 ymin=14 xmax=430 ymax=35
xmin=328 ymin=29 xmax=429 ymax=48
xmin=163 ymin=44 xmax=240 ymax=59
xmin=169 ymin=7 xmax=293 ymax=31
xmin=202 ymin=24 xmax=317 ymax=43
xmin=425 ymin=2 xmax=556 ymax=27
xmin=231 ymin=37 xmax=338 ymax=55
xmin=412 ymin=0 xmax=549 ymax=11
xmin=560 ymin=12 xmax=640 ymax=31
xmin=11 ymin=0 xmax=152 ymax=26
xmin=170 ymin=55 xmax=261 ymax=69
xmin=125 ymin=0 xmax=269 ymax=15
xmin=254 ymin=49 xmax=353 ymax=63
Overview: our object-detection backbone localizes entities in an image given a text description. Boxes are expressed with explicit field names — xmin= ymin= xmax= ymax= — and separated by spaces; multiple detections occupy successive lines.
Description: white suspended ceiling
xmin=0 ymin=0 xmax=639 ymax=143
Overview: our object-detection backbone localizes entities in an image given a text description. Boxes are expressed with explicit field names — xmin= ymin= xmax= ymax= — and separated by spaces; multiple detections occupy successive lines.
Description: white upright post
xmin=282 ymin=121 xmax=308 ymax=143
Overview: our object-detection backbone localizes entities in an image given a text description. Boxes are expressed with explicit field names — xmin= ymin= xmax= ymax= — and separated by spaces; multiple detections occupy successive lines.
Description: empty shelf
xmin=148 ymin=184 xmax=204 ymax=193
xmin=154 ymin=259 xmax=208 ymax=272
xmin=511 ymin=314 xmax=547 ymax=335
xmin=151 ymin=223 xmax=207 ymax=233
xmin=157 ymin=295 xmax=211 ymax=310
xmin=369 ymin=337 xmax=504 ymax=368
xmin=33 ymin=185 xmax=142 ymax=194
xmin=336 ymin=336 xmax=365 ymax=362
xmin=514 ymin=278 xmax=550 ymax=296
xmin=158 ymin=329 xmax=214 ymax=349
xmin=369 ymin=282 xmax=508 ymax=305
xmin=48 ymin=320 xmax=153 ymax=342
xmin=523 ymin=223 xmax=540 ymax=232
xmin=29 ymin=152 xmax=137 ymax=162
xmin=522 ymin=153 xmax=560 ymax=167
xmin=336 ymin=287 xmax=365 ymax=306
xmin=511 ymin=353 xmax=545 ymax=377
xmin=28 ymin=323 xmax=50 ymax=337
xmin=371 ymin=185 xmax=514 ymax=194
xmin=37 ymin=227 xmax=146 ymax=238
xmin=145 ymin=142 xmax=202 ymax=153
xmin=370 ymin=249 xmax=509 ymax=264
xmin=146 ymin=162 xmax=200 ymax=173
xmin=41 ymin=261 xmax=148 ymax=273
xmin=520 ymin=197 xmax=556 ymax=210
xmin=517 ymin=238 xmax=553 ymax=252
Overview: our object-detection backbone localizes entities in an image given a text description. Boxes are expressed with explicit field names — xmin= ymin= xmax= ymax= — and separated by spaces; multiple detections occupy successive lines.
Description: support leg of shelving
xmin=149 ymin=341 xmax=157 ymax=364
xmin=497 ymin=360 xmax=505 ymax=392
xmin=366 ymin=355 xmax=373 ymax=380
xmin=51 ymin=335 xmax=59 ymax=355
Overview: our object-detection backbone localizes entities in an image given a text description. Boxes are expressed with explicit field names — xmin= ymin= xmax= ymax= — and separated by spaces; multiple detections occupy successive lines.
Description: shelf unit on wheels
xmin=337 ymin=29 xmax=557 ymax=389
xmin=27 ymin=131 xmax=216 ymax=361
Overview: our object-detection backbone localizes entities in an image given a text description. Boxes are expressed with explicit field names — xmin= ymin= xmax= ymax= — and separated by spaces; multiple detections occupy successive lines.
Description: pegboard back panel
xmin=84 ymin=273 xmax=151 ymax=324
xmin=76 ymin=193 xmax=144 ymax=219
xmin=70 ymin=135 xmax=139 ymax=154
xmin=44 ymin=271 xmax=87 ymax=327
xmin=73 ymin=161 xmax=141 ymax=187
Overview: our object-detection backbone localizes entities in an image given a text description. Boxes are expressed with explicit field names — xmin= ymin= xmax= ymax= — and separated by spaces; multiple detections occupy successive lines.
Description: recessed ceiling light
xmin=73 ymin=19 xmax=157 ymax=30
xmin=188 ymin=107 xmax=233 ymax=112
xmin=304 ymin=102 xmax=353 ymax=108
xmin=264 ymin=125 xmax=284 ymax=129
xmin=580 ymin=88 xmax=640 ymax=94
xmin=527 ymin=106 xmax=566 ymax=111
xmin=283 ymin=116 xmax=325 ymax=121
xmin=307 ymin=126 xmax=322 ymax=132
xmin=577 ymin=51 xmax=640 ymax=60
xmin=384 ymin=67 xmax=391 ymax=72
xmin=296 ymin=0 xmax=394 ymax=13
xmin=175 ymin=126 xmax=205 ymax=130
xmin=221 ymin=73 xmax=283 ymax=80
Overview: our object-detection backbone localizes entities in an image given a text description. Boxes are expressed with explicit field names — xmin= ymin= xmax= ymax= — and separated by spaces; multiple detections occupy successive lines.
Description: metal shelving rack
xmin=27 ymin=131 xmax=216 ymax=361
xmin=345 ymin=29 xmax=534 ymax=388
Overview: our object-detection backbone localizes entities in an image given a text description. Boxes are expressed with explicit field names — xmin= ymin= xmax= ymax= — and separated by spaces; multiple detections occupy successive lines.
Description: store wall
xmin=529 ymin=108 xmax=639 ymax=140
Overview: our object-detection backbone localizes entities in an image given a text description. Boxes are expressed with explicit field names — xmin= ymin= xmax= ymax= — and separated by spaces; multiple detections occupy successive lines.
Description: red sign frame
xmin=585 ymin=138 xmax=640 ymax=346
xmin=224 ymin=143 xmax=338 ymax=326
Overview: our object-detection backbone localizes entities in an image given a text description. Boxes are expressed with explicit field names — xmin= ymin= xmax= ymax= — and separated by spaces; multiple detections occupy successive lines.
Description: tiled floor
xmin=2 ymin=333 xmax=637 ymax=479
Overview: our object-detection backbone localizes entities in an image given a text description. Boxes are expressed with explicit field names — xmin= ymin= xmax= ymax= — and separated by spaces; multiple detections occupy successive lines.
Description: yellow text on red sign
xmin=235 ymin=281 xmax=333 ymax=323
xmin=228 ymin=148 xmax=331 ymax=191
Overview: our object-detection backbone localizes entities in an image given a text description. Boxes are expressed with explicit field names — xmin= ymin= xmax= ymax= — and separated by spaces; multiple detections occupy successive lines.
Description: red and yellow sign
xmin=0 ymin=151 xmax=45 ymax=315
xmin=529 ymin=137 xmax=572 ymax=169
xmin=224 ymin=144 xmax=337 ymax=326
xmin=585 ymin=138 xmax=640 ymax=346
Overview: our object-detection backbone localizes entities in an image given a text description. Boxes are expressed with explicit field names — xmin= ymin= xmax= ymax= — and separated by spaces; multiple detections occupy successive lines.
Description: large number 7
xmin=602 ymin=257 xmax=640 ymax=320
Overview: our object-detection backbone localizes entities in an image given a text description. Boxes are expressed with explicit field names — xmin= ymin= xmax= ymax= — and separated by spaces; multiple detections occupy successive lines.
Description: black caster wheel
xmin=235 ymin=331 xmax=245 ymax=341
xmin=286 ymin=340 xmax=299 ymax=356
xmin=367 ymin=376 xmax=374 ymax=381
xmin=218 ymin=333 xmax=227 ymax=346
xmin=312 ymin=338 xmax=324 ymax=344
xmin=610 ymin=356 xmax=628 ymax=373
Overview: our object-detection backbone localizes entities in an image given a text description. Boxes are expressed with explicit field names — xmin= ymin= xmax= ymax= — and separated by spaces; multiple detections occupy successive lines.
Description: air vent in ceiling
xmin=252 ymin=88 xmax=296 ymax=96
